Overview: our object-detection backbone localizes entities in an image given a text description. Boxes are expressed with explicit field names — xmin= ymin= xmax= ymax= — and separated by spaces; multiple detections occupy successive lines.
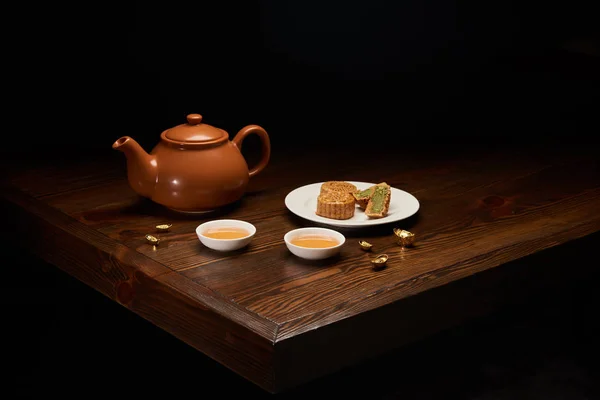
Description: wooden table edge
xmin=270 ymin=226 xmax=600 ymax=392
xmin=4 ymin=172 xmax=600 ymax=393
xmin=1 ymin=183 xmax=281 ymax=392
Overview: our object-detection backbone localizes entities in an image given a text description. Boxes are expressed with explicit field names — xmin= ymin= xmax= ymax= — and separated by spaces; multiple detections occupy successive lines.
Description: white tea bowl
xmin=196 ymin=219 xmax=256 ymax=251
xmin=284 ymin=227 xmax=345 ymax=260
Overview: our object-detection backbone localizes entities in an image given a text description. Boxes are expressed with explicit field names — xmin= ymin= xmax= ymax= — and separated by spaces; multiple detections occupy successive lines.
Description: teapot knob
xmin=187 ymin=114 xmax=203 ymax=125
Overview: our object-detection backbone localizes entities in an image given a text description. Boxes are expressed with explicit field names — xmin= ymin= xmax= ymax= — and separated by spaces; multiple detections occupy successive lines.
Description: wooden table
xmin=2 ymin=140 xmax=599 ymax=393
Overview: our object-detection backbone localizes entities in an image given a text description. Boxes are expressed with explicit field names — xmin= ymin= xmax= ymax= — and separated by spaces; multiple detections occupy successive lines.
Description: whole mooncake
xmin=319 ymin=181 xmax=358 ymax=196
xmin=316 ymin=191 xmax=356 ymax=220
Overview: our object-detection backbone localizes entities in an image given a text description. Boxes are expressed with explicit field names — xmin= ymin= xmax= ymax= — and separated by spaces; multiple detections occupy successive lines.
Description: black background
xmin=6 ymin=0 xmax=599 ymax=155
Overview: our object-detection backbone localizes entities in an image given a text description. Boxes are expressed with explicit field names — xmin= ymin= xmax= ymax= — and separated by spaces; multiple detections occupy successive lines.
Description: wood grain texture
xmin=2 ymin=142 xmax=599 ymax=393
xmin=0 ymin=186 xmax=278 ymax=391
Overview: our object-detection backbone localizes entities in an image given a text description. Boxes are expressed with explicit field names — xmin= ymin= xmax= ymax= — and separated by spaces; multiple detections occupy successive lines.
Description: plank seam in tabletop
xmin=1 ymin=184 xmax=278 ymax=340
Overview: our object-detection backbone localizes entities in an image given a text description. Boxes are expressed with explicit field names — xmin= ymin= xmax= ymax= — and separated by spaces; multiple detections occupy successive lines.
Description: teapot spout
xmin=113 ymin=136 xmax=157 ymax=198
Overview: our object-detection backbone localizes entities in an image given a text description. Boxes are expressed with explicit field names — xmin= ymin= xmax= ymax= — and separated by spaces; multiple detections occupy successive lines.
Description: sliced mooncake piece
xmin=364 ymin=183 xmax=391 ymax=218
xmin=352 ymin=182 xmax=389 ymax=209
xmin=352 ymin=186 xmax=375 ymax=209
xmin=352 ymin=182 xmax=389 ymax=210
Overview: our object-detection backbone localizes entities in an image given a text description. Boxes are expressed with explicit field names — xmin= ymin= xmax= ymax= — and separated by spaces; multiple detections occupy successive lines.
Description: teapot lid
xmin=162 ymin=114 xmax=228 ymax=147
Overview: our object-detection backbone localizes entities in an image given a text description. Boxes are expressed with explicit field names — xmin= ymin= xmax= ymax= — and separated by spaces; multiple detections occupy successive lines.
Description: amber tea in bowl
xmin=196 ymin=219 xmax=256 ymax=251
xmin=203 ymin=226 xmax=250 ymax=240
xmin=284 ymin=227 xmax=345 ymax=260
xmin=289 ymin=235 xmax=340 ymax=248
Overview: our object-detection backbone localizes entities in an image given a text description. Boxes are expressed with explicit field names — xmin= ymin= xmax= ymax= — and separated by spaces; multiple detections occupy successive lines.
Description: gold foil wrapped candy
xmin=393 ymin=228 xmax=415 ymax=247
xmin=156 ymin=224 xmax=172 ymax=232
xmin=370 ymin=253 xmax=389 ymax=271
xmin=358 ymin=240 xmax=373 ymax=251
xmin=145 ymin=234 xmax=161 ymax=245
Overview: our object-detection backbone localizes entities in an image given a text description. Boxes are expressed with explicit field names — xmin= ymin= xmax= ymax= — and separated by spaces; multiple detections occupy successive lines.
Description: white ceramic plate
xmin=284 ymin=181 xmax=420 ymax=228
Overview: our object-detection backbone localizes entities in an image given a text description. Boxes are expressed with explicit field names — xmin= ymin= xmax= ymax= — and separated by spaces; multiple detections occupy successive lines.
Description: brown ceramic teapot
xmin=112 ymin=113 xmax=271 ymax=213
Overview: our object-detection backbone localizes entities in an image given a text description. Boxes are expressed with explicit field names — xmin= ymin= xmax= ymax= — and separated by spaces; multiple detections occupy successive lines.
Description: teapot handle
xmin=232 ymin=125 xmax=271 ymax=178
